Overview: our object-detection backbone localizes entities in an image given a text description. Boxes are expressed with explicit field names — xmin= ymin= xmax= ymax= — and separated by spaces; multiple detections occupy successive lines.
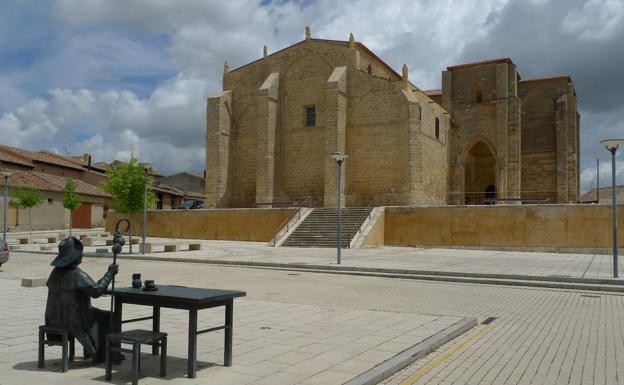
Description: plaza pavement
xmin=9 ymin=236 xmax=624 ymax=281
xmin=2 ymin=252 xmax=624 ymax=384
xmin=0 ymin=254 xmax=471 ymax=385
xmin=5 ymin=237 xmax=624 ymax=384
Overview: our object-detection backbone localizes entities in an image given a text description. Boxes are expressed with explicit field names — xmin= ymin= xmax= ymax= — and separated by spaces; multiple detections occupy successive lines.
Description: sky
xmin=0 ymin=0 xmax=623 ymax=194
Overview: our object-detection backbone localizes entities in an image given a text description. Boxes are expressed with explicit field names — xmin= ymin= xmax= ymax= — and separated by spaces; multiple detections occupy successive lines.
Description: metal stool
xmin=38 ymin=325 xmax=75 ymax=372
xmin=105 ymin=329 xmax=167 ymax=385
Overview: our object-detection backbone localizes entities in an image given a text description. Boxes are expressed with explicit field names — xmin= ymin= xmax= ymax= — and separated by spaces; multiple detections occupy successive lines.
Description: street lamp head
xmin=330 ymin=152 xmax=349 ymax=164
xmin=600 ymin=139 xmax=624 ymax=151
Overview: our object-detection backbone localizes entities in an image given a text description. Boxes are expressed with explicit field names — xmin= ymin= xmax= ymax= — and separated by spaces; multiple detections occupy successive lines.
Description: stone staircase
xmin=281 ymin=207 xmax=373 ymax=248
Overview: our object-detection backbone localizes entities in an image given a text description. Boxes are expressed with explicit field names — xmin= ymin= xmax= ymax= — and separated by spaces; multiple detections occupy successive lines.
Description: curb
xmin=343 ymin=317 xmax=477 ymax=385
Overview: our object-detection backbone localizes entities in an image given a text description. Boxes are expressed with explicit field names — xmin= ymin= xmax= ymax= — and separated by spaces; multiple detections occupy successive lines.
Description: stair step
xmin=281 ymin=208 xmax=373 ymax=248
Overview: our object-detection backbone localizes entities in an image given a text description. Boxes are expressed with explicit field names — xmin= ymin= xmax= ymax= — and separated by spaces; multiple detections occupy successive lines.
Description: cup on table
xmin=144 ymin=280 xmax=156 ymax=289
xmin=132 ymin=273 xmax=142 ymax=288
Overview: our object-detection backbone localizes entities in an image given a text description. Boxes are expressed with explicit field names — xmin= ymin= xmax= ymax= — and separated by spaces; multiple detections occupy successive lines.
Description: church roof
xmin=447 ymin=58 xmax=514 ymax=70
xmin=229 ymin=38 xmax=402 ymax=80
xmin=520 ymin=75 xmax=572 ymax=83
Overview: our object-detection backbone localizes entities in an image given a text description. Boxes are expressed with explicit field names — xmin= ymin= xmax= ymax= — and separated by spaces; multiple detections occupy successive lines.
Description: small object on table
xmin=143 ymin=280 xmax=157 ymax=291
xmin=132 ymin=274 xmax=142 ymax=289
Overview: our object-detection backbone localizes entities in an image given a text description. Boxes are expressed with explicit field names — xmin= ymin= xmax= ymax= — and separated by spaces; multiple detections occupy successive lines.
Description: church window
xmin=435 ymin=117 xmax=440 ymax=139
xmin=305 ymin=106 xmax=316 ymax=127
xmin=367 ymin=64 xmax=372 ymax=74
xmin=475 ymin=82 xmax=483 ymax=103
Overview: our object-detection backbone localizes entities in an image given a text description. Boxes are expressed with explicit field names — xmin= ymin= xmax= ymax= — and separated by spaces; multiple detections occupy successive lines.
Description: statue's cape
xmin=46 ymin=267 xmax=96 ymax=291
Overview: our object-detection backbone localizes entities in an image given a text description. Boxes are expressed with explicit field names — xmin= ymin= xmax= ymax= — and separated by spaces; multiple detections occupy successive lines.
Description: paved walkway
xmin=0 ymin=279 xmax=464 ymax=385
xmin=9 ymin=235 xmax=624 ymax=280
xmin=3 ymin=253 xmax=624 ymax=384
xmin=82 ymin=239 xmax=624 ymax=279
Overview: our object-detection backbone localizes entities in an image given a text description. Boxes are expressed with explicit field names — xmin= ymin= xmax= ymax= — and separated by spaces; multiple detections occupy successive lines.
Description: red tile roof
xmin=0 ymin=145 xmax=84 ymax=170
xmin=0 ymin=170 xmax=109 ymax=198
xmin=0 ymin=145 xmax=34 ymax=168
xmin=34 ymin=150 xmax=85 ymax=170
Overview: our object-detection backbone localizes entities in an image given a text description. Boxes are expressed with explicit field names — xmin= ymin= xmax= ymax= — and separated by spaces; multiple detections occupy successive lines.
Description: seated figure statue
xmin=45 ymin=237 xmax=118 ymax=363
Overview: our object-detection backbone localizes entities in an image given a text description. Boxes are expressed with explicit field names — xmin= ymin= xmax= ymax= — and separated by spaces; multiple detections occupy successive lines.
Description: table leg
xmin=152 ymin=306 xmax=160 ymax=355
xmin=225 ymin=300 xmax=233 ymax=367
xmin=188 ymin=308 xmax=197 ymax=378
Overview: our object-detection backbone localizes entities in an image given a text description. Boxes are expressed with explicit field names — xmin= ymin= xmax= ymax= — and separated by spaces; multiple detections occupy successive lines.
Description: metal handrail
xmin=270 ymin=196 xmax=313 ymax=246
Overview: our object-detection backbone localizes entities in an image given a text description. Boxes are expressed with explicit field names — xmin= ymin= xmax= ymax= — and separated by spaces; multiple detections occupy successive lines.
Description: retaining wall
xmin=383 ymin=204 xmax=624 ymax=252
xmin=106 ymin=208 xmax=297 ymax=242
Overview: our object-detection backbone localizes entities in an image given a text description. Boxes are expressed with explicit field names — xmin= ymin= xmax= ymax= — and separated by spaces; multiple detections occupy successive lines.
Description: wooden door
xmin=71 ymin=203 xmax=92 ymax=228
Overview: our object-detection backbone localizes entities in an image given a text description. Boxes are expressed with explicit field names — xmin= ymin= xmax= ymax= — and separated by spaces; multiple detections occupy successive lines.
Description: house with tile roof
xmin=0 ymin=145 xmax=111 ymax=230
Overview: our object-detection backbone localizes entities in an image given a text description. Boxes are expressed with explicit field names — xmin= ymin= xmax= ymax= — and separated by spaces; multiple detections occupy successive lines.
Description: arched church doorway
xmin=484 ymin=184 xmax=496 ymax=204
xmin=464 ymin=141 xmax=496 ymax=205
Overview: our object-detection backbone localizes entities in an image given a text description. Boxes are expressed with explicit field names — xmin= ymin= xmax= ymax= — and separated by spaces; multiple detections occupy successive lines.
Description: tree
xmin=11 ymin=187 xmax=44 ymax=243
xmin=101 ymin=156 xmax=156 ymax=252
xmin=63 ymin=177 xmax=82 ymax=236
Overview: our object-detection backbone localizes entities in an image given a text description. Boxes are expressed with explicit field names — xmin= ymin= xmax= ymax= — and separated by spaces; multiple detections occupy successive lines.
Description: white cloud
xmin=561 ymin=0 xmax=624 ymax=41
xmin=5 ymin=0 xmax=623 ymax=180
xmin=0 ymin=72 xmax=209 ymax=173
xmin=2 ymin=0 xmax=513 ymax=175
xmin=52 ymin=0 xmax=510 ymax=88
xmin=580 ymin=156 xmax=624 ymax=193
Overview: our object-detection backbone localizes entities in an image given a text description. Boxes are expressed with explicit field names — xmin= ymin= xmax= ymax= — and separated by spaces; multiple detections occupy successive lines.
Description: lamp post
xmin=141 ymin=163 xmax=153 ymax=255
xmin=331 ymin=152 xmax=348 ymax=265
xmin=600 ymin=139 xmax=624 ymax=278
xmin=1 ymin=171 xmax=11 ymax=247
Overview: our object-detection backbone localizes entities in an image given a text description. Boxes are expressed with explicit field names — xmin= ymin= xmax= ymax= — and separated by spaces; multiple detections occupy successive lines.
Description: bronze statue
xmin=45 ymin=237 xmax=118 ymax=363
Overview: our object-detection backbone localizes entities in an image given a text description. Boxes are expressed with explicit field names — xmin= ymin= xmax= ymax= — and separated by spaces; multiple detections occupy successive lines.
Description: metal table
xmin=110 ymin=285 xmax=246 ymax=378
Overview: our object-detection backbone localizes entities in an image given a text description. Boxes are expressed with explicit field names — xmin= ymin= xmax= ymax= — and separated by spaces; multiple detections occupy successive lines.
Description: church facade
xmin=206 ymin=29 xmax=579 ymax=208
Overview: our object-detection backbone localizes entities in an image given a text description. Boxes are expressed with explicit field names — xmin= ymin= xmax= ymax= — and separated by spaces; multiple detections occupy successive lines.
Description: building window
xmin=435 ymin=118 xmax=440 ymax=139
xmin=305 ymin=106 xmax=316 ymax=127
xmin=475 ymin=82 xmax=483 ymax=103
xmin=48 ymin=198 xmax=53 ymax=205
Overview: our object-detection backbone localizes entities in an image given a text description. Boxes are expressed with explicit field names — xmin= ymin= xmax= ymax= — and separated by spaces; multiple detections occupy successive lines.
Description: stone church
xmin=206 ymin=28 xmax=579 ymax=208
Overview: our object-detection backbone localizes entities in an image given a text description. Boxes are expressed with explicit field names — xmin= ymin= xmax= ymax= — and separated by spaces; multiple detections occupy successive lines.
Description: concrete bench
xmin=140 ymin=242 xmax=202 ymax=254
xmin=81 ymin=237 xmax=104 ymax=247
xmin=22 ymin=277 xmax=47 ymax=287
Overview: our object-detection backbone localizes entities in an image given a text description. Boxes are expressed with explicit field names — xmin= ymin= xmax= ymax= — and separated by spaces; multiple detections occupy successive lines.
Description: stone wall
xmin=207 ymin=34 xmax=448 ymax=208
xmin=4 ymin=191 xmax=106 ymax=230
xmin=519 ymin=77 xmax=579 ymax=203
xmin=382 ymin=204 xmax=624 ymax=252
xmin=207 ymin=33 xmax=578 ymax=208
xmin=106 ymin=208 xmax=297 ymax=241
xmin=443 ymin=59 xmax=522 ymax=204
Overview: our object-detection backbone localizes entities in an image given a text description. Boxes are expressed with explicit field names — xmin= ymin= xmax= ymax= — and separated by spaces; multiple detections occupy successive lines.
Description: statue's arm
xmin=78 ymin=264 xmax=119 ymax=298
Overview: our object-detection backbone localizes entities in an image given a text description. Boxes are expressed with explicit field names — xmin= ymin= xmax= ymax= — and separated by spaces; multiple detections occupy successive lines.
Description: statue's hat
xmin=50 ymin=237 xmax=84 ymax=268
